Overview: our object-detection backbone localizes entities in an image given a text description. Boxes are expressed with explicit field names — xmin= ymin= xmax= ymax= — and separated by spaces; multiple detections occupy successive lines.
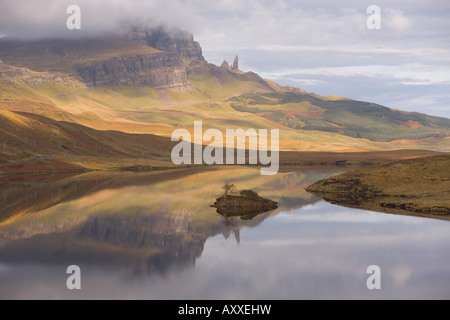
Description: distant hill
xmin=228 ymin=92 xmax=450 ymax=142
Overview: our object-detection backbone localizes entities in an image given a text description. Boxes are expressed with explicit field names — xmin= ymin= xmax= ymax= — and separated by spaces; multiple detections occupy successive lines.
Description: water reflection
xmin=0 ymin=168 xmax=326 ymax=276
xmin=1 ymin=168 xmax=449 ymax=299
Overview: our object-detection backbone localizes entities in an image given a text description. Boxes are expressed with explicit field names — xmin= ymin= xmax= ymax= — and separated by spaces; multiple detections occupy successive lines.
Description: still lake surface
xmin=0 ymin=167 xmax=449 ymax=299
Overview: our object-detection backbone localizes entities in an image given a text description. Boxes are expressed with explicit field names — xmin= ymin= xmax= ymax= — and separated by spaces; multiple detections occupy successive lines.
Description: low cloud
xmin=0 ymin=0 xmax=201 ymax=39
xmin=385 ymin=8 xmax=410 ymax=31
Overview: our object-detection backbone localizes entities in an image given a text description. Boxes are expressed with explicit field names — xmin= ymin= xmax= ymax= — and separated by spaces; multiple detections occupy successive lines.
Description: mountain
xmin=0 ymin=26 xmax=449 ymax=173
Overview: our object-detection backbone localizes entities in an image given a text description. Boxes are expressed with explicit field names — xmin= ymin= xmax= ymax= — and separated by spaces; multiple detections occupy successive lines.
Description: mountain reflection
xmin=0 ymin=168 xmax=332 ymax=276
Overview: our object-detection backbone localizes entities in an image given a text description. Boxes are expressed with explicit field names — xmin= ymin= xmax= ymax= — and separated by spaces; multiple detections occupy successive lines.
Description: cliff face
xmin=0 ymin=27 xmax=266 ymax=93
xmin=128 ymin=27 xmax=205 ymax=61
xmin=75 ymin=52 xmax=194 ymax=91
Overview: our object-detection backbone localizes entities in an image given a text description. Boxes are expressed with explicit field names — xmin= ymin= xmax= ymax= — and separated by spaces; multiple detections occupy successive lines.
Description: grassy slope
xmin=0 ymin=110 xmax=180 ymax=174
xmin=1 ymin=108 xmax=438 ymax=173
xmin=306 ymin=153 xmax=450 ymax=220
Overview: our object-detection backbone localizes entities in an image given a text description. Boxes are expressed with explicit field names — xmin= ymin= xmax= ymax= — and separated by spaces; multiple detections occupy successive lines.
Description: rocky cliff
xmin=128 ymin=26 xmax=205 ymax=61
xmin=0 ymin=28 xmax=202 ymax=91
xmin=0 ymin=28 xmax=259 ymax=93
xmin=73 ymin=27 xmax=203 ymax=90
xmin=75 ymin=52 xmax=194 ymax=91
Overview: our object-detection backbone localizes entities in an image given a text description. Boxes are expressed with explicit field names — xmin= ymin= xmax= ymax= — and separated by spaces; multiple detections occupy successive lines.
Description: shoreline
xmin=306 ymin=153 xmax=450 ymax=221
xmin=0 ymin=149 xmax=438 ymax=176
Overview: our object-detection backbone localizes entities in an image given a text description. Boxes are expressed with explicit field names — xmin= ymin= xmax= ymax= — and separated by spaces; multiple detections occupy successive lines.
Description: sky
xmin=0 ymin=0 xmax=449 ymax=118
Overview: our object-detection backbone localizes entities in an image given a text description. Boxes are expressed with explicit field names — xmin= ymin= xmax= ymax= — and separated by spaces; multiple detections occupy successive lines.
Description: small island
xmin=306 ymin=154 xmax=450 ymax=220
xmin=211 ymin=184 xmax=278 ymax=218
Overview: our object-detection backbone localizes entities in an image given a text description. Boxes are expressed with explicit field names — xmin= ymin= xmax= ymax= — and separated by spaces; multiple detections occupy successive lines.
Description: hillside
xmin=306 ymin=153 xmax=450 ymax=220
xmin=1 ymin=110 xmax=438 ymax=175
xmin=0 ymin=110 xmax=177 ymax=173
xmin=228 ymin=92 xmax=450 ymax=142
xmin=0 ymin=26 xmax=449 ymax=166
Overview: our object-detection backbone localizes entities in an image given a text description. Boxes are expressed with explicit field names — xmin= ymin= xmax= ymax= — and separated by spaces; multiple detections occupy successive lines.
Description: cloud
xmin=390 ymin=265 xmax=413 ymax=288
xmin=266 ymin=64 xmax=450 ymax=86
xmin=194 ymin=1 xmax=450 ymax=118
xmin=385 ymin=8 xmax=410 ymax=31
xmin=0 ymin=0 xmax=201 ymax=39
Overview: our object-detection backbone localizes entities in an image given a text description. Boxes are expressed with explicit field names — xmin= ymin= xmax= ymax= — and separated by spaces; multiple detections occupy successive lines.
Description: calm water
xmin=0 ymin=167 xmax=449 ymax=300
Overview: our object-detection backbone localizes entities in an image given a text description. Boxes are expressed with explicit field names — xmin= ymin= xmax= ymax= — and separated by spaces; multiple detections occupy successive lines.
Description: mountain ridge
xmin=0 ymin=26 xmax=448 ymax=160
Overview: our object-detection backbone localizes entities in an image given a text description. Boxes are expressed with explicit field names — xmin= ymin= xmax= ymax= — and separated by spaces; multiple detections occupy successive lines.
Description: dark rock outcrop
xmin=211 ymin=195 xmax=278 ymax=217
xmin=220 ymin=60 xmax=231 ymax=70
xmin=219 ymin=56 xmax=239 ymax=72
xmin=128 ymin=27 xmax=205 ymax=61
xmin=75 ymin=52 xmax=194 ymax=91
xmin=232 ymin=55 xmax=239 ymax=70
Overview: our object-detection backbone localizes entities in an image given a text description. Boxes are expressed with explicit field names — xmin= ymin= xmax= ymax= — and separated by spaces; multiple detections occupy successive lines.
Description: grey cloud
xmin=0 ymin=0 xmax=202 ymax=39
